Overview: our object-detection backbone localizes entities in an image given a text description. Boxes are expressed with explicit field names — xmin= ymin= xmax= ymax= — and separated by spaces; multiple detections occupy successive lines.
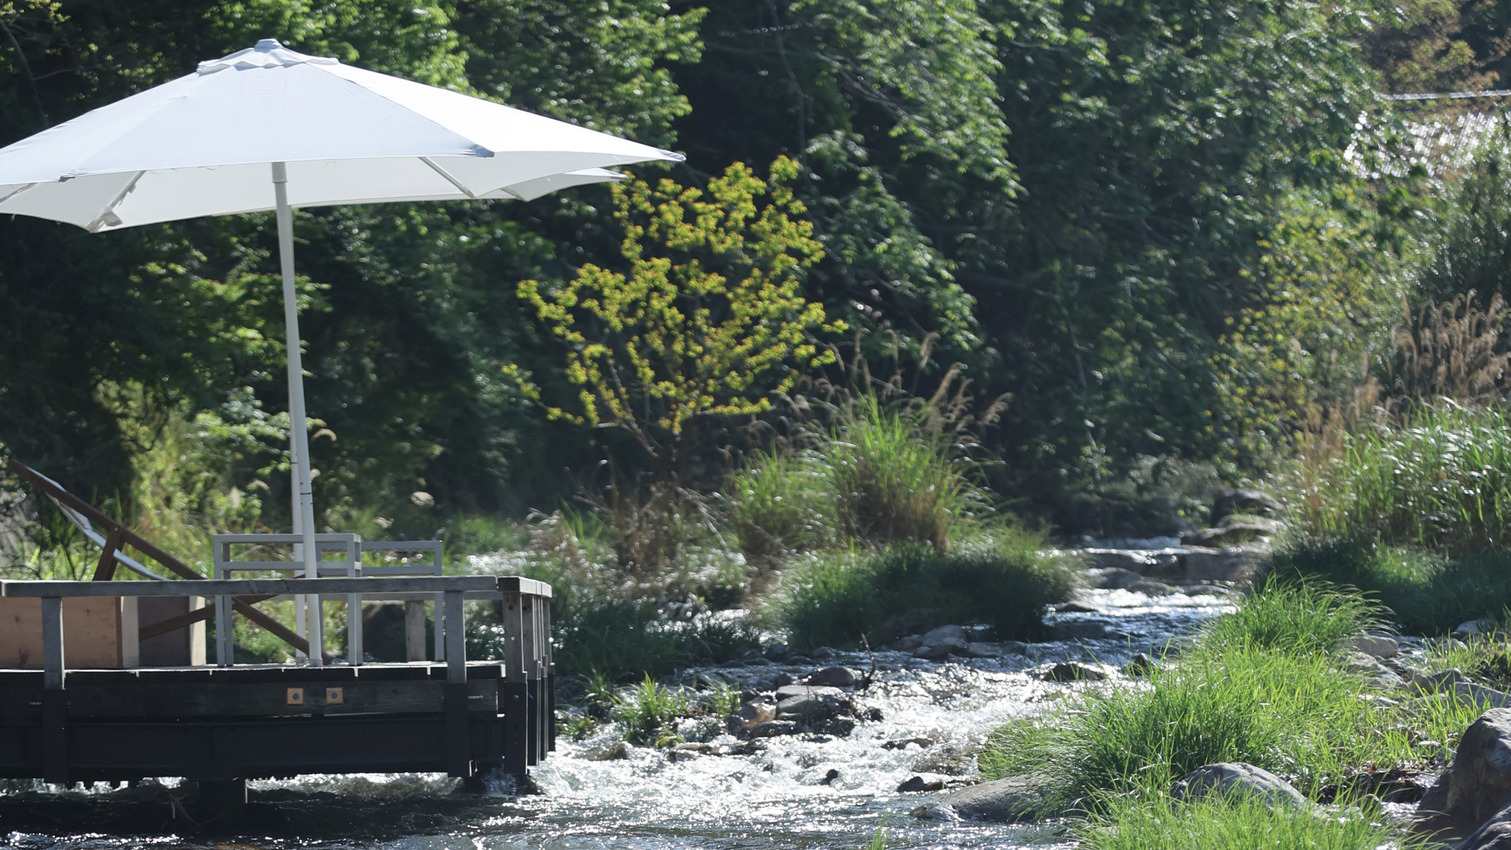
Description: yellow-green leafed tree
xmin=518 ymin=157 xmax=844 ymax=485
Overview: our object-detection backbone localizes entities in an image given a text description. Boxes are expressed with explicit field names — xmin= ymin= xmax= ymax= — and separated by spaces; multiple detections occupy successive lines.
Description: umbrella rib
xmin=84 ymin=171 xmax=145 ymax=232
xmin=0 ymin=182 xmax=35 ymax=205
xmin=420 ymin=157 xmax=481 ymax=199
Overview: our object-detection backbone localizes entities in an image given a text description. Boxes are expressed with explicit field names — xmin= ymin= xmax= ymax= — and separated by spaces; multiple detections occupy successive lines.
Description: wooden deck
xmin=0 ymin=576 xmax=554 ymax=786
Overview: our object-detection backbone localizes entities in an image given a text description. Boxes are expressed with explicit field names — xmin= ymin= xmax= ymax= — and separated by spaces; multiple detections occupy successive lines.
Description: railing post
xmin=442 ymin=588 xmax=470 ymax=777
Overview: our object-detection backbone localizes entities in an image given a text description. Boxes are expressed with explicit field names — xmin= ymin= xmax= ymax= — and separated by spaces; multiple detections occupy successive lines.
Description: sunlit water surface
xmin=1 ymin=587 xmax=1233 ymax=849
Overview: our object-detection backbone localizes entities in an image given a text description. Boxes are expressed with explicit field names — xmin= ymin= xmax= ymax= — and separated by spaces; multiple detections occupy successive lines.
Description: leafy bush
xmin=770 ymin=531 xmax=1075 ymax=651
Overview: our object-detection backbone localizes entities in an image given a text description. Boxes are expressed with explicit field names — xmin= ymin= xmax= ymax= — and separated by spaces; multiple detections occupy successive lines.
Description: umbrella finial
xmin=198 ymin=40 xmax=339 ymax=74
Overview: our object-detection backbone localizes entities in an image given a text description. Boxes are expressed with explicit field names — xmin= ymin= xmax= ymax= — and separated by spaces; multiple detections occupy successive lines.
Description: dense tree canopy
xmin=0 ymin=0 xmax=1499 ymax=535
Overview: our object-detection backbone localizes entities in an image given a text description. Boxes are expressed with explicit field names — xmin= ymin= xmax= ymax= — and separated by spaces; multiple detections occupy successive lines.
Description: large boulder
xmin=1460 ymin=802 xmax=1511 ymax=850
xmin=1172 ymin=762 xmax=1307 ymax=810
xmin=1417 ymin=709 xmax=1511 ymax=841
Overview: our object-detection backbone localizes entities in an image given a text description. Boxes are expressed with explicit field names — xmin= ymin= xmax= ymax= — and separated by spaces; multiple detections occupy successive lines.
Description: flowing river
xmin=0 ymin=583 xmax=1234 ymax=849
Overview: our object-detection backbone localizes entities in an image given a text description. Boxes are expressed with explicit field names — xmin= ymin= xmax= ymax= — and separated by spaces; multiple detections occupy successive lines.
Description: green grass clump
xmin=727 ymin=395 xmax=987 ymax=560
xmin=1078 ymin=794 xmax=1430 ymax=850
xmin=822 ymin=397 xmax=979 ymax=549
xmin=1199 ymin=576 xmax=1386 ymax=657
xmin=1261 ymin=537 xmax=1511 ymax=635
xmin=610 ymin=674 xmax=693 ymax=747
xmin=1287 ymin=402 xmax=1511 ymax=552
xmin=725 ymin=448 xmax=833 ymax=562
xmin=771 ymin=531 xmax=1076 ymax=651
xmin=979 ymin=584 xmax=1488 ymax=814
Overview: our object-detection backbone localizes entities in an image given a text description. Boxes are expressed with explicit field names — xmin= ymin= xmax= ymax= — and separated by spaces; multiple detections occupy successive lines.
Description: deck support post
xmin=442 ymin=589 xmax=471 ymax=777
xmin=40 ymin=595 xmax=68 ymax=784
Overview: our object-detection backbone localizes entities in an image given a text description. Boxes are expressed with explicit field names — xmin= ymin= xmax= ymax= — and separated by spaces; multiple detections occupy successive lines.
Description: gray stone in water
xmin=1087 ymin=567 xmax=1145 ymax=590
xmin=898 ymin=775 xmax=946 ymax=793
xmin=746 ymin=719 xmax=801 ymax=738
xmin=1180 ymin=546 xmax=1263 ymax=583
xmin=1172 ymin=762 xmax=1307 ymax=810
xmin=964 ymin=642 xmax=1003 ymax=658
xmin=1458 ymin=620 xmax=1500 ymax=639
xmin=1033 ymin=661 xmax=1109 ymax=683
xmin=1210 ymin=488 xmax=1282 ymax=524
xmin=917 ymin=774 xmax=1060 ymax=823
xmin=805 ymin=666 xmax=857 ymax=688
xmin=1048 ymin=619 xmax=1113 ymax=641
xmin=1129 ymin=579 xmax=1175 ymax=596
xmin=920 ymin=624 xmax=969 ymax=654
xmin=1416 ymin=708 xmax=1511 ymax=841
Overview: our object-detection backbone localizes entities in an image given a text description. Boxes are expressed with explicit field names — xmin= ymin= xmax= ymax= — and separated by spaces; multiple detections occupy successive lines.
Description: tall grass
xmin=1079 ymin=794 xmax=1431 ymax=850
xmin=728 ymin=393 xmax=987 ymax=560
xmin=1260 ymin=537 xmax=1511 ymax=635
xmin=1199 ymin=577 xmax=1385 ymax=657
xmin=822 ymin=396 xmax=979 ymax=549
xmin=1287 ymin=402 xmax=1511 ymax=552
xmin=771 ymin=531 xmax=1076 ymax=651
xmin=724 ymin=448 xmax=832 ymax=562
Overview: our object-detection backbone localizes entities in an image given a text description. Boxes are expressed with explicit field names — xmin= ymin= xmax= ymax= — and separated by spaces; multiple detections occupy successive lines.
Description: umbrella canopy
xmin=0 ymin=39 xmax=683 ymax=655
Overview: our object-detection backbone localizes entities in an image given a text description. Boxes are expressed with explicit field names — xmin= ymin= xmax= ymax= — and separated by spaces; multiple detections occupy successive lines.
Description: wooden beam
xmin=1 ymin=576 xmax=502 ymax=598
xmin=91 ymin=527 xmax=126 ymax=582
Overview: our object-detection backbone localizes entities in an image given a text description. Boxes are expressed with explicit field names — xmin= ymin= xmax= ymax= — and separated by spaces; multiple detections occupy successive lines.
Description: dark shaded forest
xmin=2 ymin=0 xmax=1509 ymax=543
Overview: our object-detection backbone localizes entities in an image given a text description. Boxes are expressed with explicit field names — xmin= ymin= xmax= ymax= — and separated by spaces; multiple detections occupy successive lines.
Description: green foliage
xmin=1210 ymin=191 xmax=1404 ymax=470
xmin=1200 ymin=577 xmax=1387 ymax=658
xmin=1259 ymin=537 xmax=1511 ymax=635
xmin=724 ymin=448 xmax=833 ymax=563
xmin=609 ymin=674 xmax=692 ymax=747
xmin=1079 ymin=793 xmax=1430 ymax=850
xmin=1362 ymin=0 xmax=1511 ymax=94
xmin=1417 ymin=120 xmax=1511 ymax=307
xmin=519 ymin=157 xmax=842 ymax=483
xmin=771 ymin=534 xmax=1075 ymax=651
xmin=1284 ymin=402 xmax=1511 ymax=552
xmin=822 ymin=395 xmax=978 ymax=549
xmin=981 ymin=583 xmax=1493 ymax=814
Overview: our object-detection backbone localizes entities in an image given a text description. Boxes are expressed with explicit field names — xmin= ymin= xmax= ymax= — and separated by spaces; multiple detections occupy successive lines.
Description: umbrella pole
xmin=273 ymin=161 xmax=323 ymax=666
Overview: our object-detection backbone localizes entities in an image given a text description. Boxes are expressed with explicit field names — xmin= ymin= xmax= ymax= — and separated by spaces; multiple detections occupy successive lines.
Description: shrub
xmin=771 ymin=532 xmax=1076 ymax=651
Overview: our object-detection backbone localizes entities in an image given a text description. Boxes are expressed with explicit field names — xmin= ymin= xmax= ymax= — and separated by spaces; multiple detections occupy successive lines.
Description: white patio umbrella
xmin=0 ymin=38 xmax=682 ymax=660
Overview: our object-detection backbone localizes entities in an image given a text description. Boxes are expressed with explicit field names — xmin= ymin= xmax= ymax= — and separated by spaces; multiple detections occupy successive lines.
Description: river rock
xmin=1416 ymin=708 xmax=1511 ymax=840
xmin=1032 ymin=661 xmax=1110 ymax=683
xmin=1172 ymin=762 xmax=1308 ymax=810
xmin=964 ymin=642 xmax=1003 ymax=658
xmin=805 ymin=666 xmax=857 ymax=688
xmin=1352 ymin=633 xmax=1400 ymax=659
xmin=1458 ymin=802 xmax=1511 ymax=850
xmin=913 ymin=625 xmax=969 ymax=660
xmin=1180 ymin=546 xmax=1262 ymax=583
xmin=1048 ymin=619 xmax=1113 ymax=640
xmin=898 ymin=775 xmax=946 ymax=793
xmin=1458 ymin=620 xmax=1501 ymax=638
xmin=776 ymin=684 xmax=852 ymax=729
xmin=746 ymin=719 xmax=801 ymax=738
xmin=1181 ymin=516 xmax=1284 ymax=548
xmin=1210 ymin=488 xmax=1282 ymax=524
xmin=1086 ymin=548 xmax=1180 ymax=576
xmin=1087 ymin=567 xmax=1145 ymax=590
xmin=915 ymin=774 xmax=1060 ymax=823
